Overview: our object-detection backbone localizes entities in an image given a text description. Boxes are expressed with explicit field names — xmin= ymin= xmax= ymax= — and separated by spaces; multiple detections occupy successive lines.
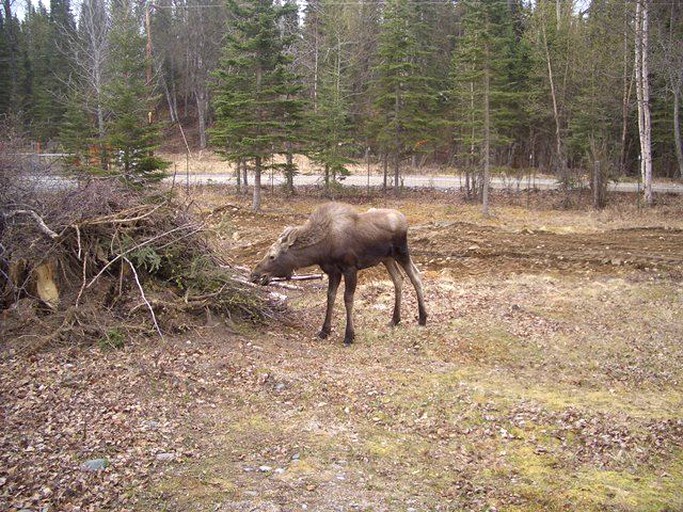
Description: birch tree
xmin=66 ymin=0 xmax=110 ymax=143
xmin=184 ymin=0 xmax=225 ymax=149
xmin=635 ymin=0 xmax=653 ymax=205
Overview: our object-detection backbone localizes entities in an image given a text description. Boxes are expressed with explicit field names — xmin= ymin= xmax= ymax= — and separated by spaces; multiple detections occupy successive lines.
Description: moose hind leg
xmin=342 ymin=269 xmax=358 ymax=345
xmin=319 ymin=271 xmax=341 ymax=339
xmin=383 ymin=258 xmax=403 ymax=326
xmin=397 ymin=254 xmax=427 ymax=326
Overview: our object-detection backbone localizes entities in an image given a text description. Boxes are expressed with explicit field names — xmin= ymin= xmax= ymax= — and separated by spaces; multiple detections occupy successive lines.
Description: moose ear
xmin=278 ymin=226 xmax=293 ymax=240
xmin=282 ymin=226 xmax=298 ymax=248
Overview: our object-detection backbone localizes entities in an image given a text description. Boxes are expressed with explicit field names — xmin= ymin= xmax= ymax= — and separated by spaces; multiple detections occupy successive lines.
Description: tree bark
xmin=482 ymin=58 xmax=491 ymax=217
xmin=541 ymin=19 xmax=567 ymax=188
xmin=393 ymin=152 xmax=400 ymax=196
xmin=162 ymin=78 xmax=178 ymax=123
xmin=144 ymin=3 xmax=153 ymax=85
xmin=285 ymin=140 xmax=294 ymax=194
xmin=253 ymin=156 xmax=262 ymax=212
xmin=242 ymin=159 xmax=249 ymax=194
xmin=393 ymin=85 xmax=401 ymax=196
xmin=635 ymin=0 xmax=653 ymax=205
xmin=620 ymin=3 xmax=634 ymax=176
xmin=674 ymin=89 xmax=683 ymax=179
xmin=382 ymin=152 xmax=388 ymax=192
xmin=235 ymin=158 xmax=242 ymax=194
xmin=593 ymin=160 xmax=605 ymax=209
xmin=196 ymin=88 xmax=209 ymax=149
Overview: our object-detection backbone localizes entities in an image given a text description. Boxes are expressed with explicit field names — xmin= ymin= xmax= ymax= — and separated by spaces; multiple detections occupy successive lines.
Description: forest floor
xmin=2 ymin=188 xmax=683 ymax=511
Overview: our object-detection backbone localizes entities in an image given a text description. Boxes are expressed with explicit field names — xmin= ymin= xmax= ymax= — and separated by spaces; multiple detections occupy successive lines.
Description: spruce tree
xmin=16 ymin=0 xmax=76 ymax=144
xmin=103 ymin=0 xmax=167 ymax=185
xmin=211 ymin=0 xmax=304 ymax=211
xmin=372 ymin=0 xmax=436 ymax=195
xmin=47 ymin=0 xmax=76 ymax=139
xmin=22 ymin=4 xmax=53 ymax=142
xmin=0 ymin=0 xmax=22 ymax=117
xmin=449 ymin=0 xmax=521 ymax=214
xmin=60 ymin=88 xmax=98 ymax=172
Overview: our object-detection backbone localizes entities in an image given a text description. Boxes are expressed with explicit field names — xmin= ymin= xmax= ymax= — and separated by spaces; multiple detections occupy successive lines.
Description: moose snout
xmin=250 ymin=271 xmax=271 ymax=286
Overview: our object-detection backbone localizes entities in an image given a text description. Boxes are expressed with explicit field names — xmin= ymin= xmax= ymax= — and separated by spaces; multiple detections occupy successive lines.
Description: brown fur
xmin=251 ymin=202 xmax=427 ymax=345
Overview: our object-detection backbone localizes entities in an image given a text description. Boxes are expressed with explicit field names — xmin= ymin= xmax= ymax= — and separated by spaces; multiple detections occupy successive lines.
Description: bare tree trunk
xmin=162 ymin=78 xmax=178 ymax=123
xmin=635 ymin=0 xmax=653 ymax=205
xmin=482 ymin=62 xmax=491 ymax=217
xmin=469 ymin=80 xmax=476 ymax=200
xmin=541 ymin=20 xmax=567 ymax=187
xmin=674 ymin=90 xmax=683 ymax=179
xmin=145 ymin=3 xmax=153 ymax=85
xmin=242 ymin=160 xmax=249 ymax=193
xmin=235 ymin=158 xmax=242 ymax=194
xmin=593 ymin=159 xmax=605 ymax=209
xmin=465 ymin=171 xmax=471 ymax=201
xmin=382 ymin=152 xmax=388 ymax=192
xmin=65 ymin=0 xmax=110 ymax=166
xmin=285 ymin=140 xmax=294 ymax=194
xmin=313 ymin=17 xmax=319 ymax=112
xmin=393 ymin=87 xmax=401 ymax=197
xmin=620 ymin=4 xmax=634 ymax=176
xmin=253 ymin=157 xmax=262 ymax=212
xmin=365 ymin=146 xmax=371 ymax=195
xmin=196 ymin=88 xmax=209 ymax=149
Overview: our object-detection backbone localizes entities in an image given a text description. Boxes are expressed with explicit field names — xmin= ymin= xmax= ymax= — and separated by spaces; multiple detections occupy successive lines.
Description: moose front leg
xmin=319 ymin=271 xmax=341 ymax=339
xmin=342 ymin=269 xmax=358 ymax=345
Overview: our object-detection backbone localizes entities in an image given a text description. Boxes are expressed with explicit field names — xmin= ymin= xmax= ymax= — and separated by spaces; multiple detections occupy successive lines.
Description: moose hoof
xmin=418 ymin=314 xmax=427 ymax=326
xmin=317 ymin=329 xmax=330 ymax=340
xmin=343 ymin=337 xmax=354 ymax=346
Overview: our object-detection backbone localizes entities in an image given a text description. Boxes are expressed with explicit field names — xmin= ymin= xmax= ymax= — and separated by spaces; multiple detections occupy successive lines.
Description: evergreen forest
xmin=1 ymin=0 xmax=681 ymax=197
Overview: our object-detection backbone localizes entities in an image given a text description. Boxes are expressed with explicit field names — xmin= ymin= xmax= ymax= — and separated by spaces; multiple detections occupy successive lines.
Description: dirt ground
xmin=2 ymin=188 xmax=682 ymax=511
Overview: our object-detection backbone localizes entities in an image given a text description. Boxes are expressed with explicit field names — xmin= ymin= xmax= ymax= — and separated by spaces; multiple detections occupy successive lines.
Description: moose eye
xmin=269 ymin=255 xmax=275 ymax=260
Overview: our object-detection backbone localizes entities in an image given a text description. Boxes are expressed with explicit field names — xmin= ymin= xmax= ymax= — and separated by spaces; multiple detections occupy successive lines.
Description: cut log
xmin=35 ymin=261 xmax=59 ymax=310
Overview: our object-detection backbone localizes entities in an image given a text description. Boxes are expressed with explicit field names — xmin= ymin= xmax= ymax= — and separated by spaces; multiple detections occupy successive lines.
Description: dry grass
xmin=138 ymin=190 xmax=683 ymax=511
xmin=3 ymin=187 xmax=681 ymax=512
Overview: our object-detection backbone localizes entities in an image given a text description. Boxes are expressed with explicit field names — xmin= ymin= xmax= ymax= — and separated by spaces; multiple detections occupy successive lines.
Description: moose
xmin=250 ymin=202 xmax=427 ymax=345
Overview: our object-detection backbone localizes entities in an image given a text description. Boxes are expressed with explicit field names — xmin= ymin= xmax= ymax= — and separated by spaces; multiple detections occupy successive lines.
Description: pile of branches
xmin=1 ymin=175 xmax=280 ymax=348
